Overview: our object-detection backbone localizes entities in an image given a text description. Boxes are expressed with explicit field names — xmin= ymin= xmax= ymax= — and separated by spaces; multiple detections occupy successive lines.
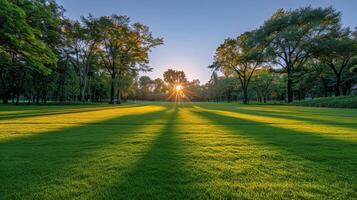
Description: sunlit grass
xmin=0 ymin=104 xmax=165 ymax=141
xmin=195 ymin=106 xmax=357 ymax=142
xmin=0 ymin=103 xmax=356 ymax=199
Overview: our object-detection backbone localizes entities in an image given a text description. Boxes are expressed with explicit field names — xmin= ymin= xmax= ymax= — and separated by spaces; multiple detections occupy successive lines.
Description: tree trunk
xmin=117 ymin=89 xmax=121 ymax=104
xmin=335 ymin=75 xmax=341 ymax=96
xmin=243 ymin=87 xmax=248 ymax=104
xmin=2 ymin=96 xmax=9 ymax=104
xmin=16 ymin=94 xmax=19 ymax=105
xmin=109 ymin=80 xmax=115 ymax=104
xmin=287 ymin=71 xmax=293 ymax=103
xmin=79 ymin=81 xmax=85 ymax=102
xmin=321 ymin=78 xmax=328 ymax=97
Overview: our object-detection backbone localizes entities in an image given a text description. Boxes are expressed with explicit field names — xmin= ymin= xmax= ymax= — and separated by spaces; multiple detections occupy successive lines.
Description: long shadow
xmin=99 ymin=107 xmax=201 ymax=199
xmin=238 ymin=107 xmax=356 ymax=124
xmin=196 ymin=106 xmax=357 ymax=143
xmin=192 ymin=108 xmax=357 ymax=196
xmin=0 ymin=104 xmax=143 ymax=121
xmin=199 ymin=104 xmax=357 ymax=125
xmin=0 ymin=106 xmax=170 ymax=199
xmin=215 ymin=106 xmax=357 ymax=130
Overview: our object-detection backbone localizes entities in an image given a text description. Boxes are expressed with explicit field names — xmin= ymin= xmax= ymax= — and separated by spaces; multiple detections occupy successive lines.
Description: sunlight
xmin=195 ymin=107 xmax=357 ymax=142
xmin=0 ymin=105 xmax=166 ymax=141
xmin=175 ymin=84 xmax=183 ymax=92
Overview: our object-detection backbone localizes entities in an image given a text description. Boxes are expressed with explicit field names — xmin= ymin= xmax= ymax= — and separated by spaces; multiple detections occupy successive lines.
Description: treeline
xmin=209 ymin=6 xmax=357 ymax=104
xmin=136 ymin=69 xmax=206 ymax=101
xmin=1 ymin=2 xmax=356 ymax=105
xmin=135 ymin=68 xmax=284 ymax=102
xmin=137 ymin=6 xmax=357 ymax=104
xmin=0 ymin=0 xmax=162 ymax=104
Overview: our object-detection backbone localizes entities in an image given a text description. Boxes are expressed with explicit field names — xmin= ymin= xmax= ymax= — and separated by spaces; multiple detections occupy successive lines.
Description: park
xmin=1 ymin=0 xmax=357 ymax=199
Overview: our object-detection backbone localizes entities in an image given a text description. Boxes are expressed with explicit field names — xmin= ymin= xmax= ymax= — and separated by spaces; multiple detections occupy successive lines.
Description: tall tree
xmin=210 ymin=32 xmax=263 ymax=104
xmin=251 ymin=7 xmax=340 ymax=102
xmin=63 ymin=17 xmax=98 ymax=102
xmin=93 ymin=15 xmax=163 ymax=104
xmin=0 ymin=0 xmax=57 ymax=103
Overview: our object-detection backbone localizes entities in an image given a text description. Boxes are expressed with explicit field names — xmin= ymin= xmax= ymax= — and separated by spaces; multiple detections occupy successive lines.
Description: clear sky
xmin=57 ymin=0 xmax=357 ymax=83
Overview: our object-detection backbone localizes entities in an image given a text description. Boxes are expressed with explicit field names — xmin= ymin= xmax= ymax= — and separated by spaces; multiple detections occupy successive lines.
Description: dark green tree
xmin=251 ymin=7 xmax=340 ymax=102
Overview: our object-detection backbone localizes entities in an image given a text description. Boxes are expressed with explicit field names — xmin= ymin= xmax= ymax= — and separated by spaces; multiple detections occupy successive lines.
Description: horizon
xmin=57 ymin=0 xmax=357 ymax=84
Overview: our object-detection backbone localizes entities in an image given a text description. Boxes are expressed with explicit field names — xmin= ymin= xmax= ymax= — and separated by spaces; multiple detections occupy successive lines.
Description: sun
xmin=175 ymin=84 xmax=183 ymax=91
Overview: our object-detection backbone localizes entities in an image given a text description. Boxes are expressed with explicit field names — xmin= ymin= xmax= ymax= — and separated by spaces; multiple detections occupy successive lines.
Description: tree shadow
xmin=98 ymin=107 xmax=203 ymax=199
xmin=234 ymin=107 xmax=357 ymax=127
xmin=192 ymin=107 xmax=357 ymax=198
xmin=0 ymin=104 xmax=142 ymax=121
xmin=0 ymin=106 xmax=170 ymax=199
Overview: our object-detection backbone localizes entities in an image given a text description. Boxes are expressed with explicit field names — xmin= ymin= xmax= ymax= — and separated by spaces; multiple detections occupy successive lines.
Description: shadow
xmin=192 ymin=108 xmax=357 ymax=191
xmin=234 ymin=107 xmax=357 ymax=127
xmin=0 ymin=106 xmax=170 ymax=199
xmin=99 ymin=107 xmax=200 ymax=199
xmin=0 ymin=104 xmax=143 ymax=121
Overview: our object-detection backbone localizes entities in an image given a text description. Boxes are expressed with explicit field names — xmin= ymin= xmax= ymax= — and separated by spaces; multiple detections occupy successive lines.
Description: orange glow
xmin=175 ymin=84 xmax=183 ymax=91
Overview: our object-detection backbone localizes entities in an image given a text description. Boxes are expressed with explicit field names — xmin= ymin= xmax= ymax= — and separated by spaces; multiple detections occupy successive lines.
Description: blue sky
xmin=57 ymin=0 xmax=357 ymax=83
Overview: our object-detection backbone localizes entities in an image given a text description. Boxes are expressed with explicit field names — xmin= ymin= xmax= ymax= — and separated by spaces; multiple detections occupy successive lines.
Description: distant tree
xmin=207 ymin=72 xmax=220 ymax=101
xmin=303 ymin=60 xmax=334 ymax=97
xmin=116 ymin=71 xmax=137 ymax=102
xmin=163 ymin=69 xmax=187 ymax=88
xmin=153 ymin=78 xmax=167 ymax=94
xmin=250 ymin=68 xmax=275 ymax=103
xmin=251 ymin=7 xmax=340 ymax=102
xmin=186 ymin=79 xmax=205 ymax=101
xmin=139 ymin=76 xmax=153 ymax=99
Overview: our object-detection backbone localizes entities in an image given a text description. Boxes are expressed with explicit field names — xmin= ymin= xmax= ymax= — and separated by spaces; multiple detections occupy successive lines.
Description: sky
xmin=57 ymin=0 xmax=357 ymax=84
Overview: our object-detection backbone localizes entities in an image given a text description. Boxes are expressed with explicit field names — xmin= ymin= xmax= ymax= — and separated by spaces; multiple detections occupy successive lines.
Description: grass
xmin=0 ymin=102 xmax=356 ymax=199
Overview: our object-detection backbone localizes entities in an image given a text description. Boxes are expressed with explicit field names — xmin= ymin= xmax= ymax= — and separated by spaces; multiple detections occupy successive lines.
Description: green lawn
xmin=1 ymin=103 xmax=356 ymax=199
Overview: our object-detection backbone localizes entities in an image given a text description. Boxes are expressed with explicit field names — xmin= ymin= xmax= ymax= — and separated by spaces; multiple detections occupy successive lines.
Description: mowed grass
xmin=0 ymin=103 xmax=356 ymax=199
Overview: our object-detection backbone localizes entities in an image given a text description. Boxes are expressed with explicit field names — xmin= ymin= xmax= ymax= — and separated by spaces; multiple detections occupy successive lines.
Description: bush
xmin=292 ymin=95 xmax=357 ymax=108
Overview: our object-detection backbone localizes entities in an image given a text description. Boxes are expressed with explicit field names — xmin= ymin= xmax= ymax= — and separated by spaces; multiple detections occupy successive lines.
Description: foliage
xmin=210 ymin=32 xmax=263 ymax=104
xmin=292 ymin=95 xmax=357 ymax=108
xmin=250 ymin=7 xmax=341 ymax=102
xmin=91 ymin=15 xmax=163 ymax=103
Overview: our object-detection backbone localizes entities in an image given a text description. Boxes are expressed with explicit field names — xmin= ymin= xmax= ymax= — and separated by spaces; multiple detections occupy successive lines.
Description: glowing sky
xmin=57 ymin=0 xmax=357 ymax=83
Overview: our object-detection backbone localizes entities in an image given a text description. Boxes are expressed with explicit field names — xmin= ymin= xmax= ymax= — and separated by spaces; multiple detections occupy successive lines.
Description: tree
xmin=63 ymin=17 xmax=98 ymax=102
xmin=312 ymin=28 xmax=357 ymax=96
xmin=139 ymin=76 xmax=153 ymax=99
xmin=210 ymin=32 xmax=263 ymax=104
xmin=153 ymin=78 xmax=167 ymax=93
xmin=207 ymin=72 xmax=220 ymax=102
xmin=303 ymin=60 xmax=334 ymax=97
xmin=163 ymin=69 xmax=187 ymax=88
xmin=93 ymin=15 xmax=163 ymax=104
xmin=250 ymin=68 xmax=275 ymax=103
xmin=251 ymin=7 xmax=340 ymax=102
xmin=0 ymin=0 xmax=57 ymax=104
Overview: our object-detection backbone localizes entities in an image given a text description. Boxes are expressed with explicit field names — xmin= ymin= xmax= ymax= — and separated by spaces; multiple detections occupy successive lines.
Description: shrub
xmin=292 ymin=95 xmax=357 ymax=108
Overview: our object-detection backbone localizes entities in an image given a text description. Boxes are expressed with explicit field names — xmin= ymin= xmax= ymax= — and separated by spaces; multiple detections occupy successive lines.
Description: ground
xmin=0 ymin=103 xmax=356 ymax=199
